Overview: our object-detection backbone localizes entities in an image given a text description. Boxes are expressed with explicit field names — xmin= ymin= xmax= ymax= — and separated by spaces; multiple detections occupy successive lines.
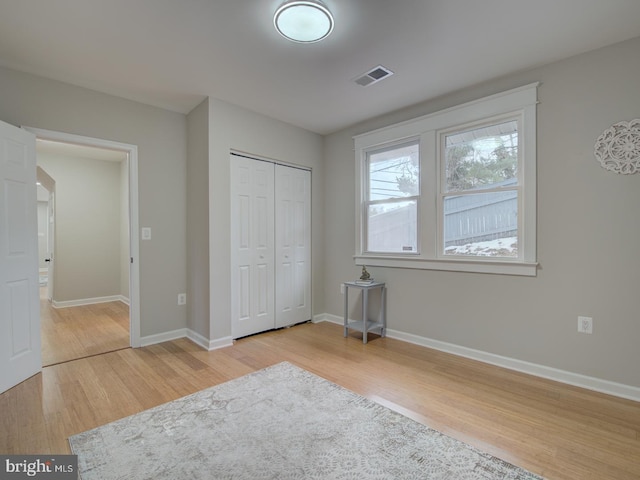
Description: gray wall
xmin=323 ymin=36 xmax=640 ymax=388
xmin=0 ymin=66 xmax=188 ymax=337
xmin=207 ymin=98 xmax=324 ymax=341
xmin=186 ymin=98 xmax=210 ymax=339
xmin=37 ymin=153 xmax=122 ymax=302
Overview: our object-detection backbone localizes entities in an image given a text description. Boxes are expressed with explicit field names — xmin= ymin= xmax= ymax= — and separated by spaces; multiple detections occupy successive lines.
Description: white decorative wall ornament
xmin=594 ymin=119 xmax=640 ymax=174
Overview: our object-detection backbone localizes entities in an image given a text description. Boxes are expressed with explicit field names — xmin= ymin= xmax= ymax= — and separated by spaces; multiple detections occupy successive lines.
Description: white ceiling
xmin=1 ymin=1 xmax=640 ymax=135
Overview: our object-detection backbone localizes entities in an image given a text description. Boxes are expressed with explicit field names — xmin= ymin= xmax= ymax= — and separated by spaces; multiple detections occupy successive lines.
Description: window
xmin=365 ymin=141 xmax=419 ymax=253
xmin=440 ymin=118 xmax=520 ymax=259
xmin=354 ymin=84 xmax=538 ymax=276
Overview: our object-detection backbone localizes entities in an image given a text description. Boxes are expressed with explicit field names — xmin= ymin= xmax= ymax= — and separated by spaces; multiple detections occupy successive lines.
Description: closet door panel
xmin=275 ymin=165 xmax=311 ymax=328
xmin=230 ymin=157 xmax=275 ymax=338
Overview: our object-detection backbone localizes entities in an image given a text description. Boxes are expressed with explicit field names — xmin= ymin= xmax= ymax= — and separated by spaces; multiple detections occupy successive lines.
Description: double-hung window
xmin=365 ymin=141 xmax=420 ymax=254
xmin=354 ymin=84 xmax=538 ymax=276
xmin=439 ymin=116 xmax=520 ymax=258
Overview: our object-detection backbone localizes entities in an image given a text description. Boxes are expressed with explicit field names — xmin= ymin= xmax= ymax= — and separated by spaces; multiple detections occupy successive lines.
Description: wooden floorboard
xmin=40 ymin=287 xmax=130 ymax=366
xmin=1 ymin=321 xmax=639 ymax=479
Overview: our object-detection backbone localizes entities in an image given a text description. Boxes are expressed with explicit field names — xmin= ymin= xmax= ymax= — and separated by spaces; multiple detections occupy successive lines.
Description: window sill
xmin=354 ymin=255 xmax=538 ymax=277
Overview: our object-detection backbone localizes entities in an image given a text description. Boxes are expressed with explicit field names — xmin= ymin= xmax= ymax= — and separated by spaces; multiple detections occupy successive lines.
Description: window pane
xmin=444 ymin=120 xmax=518 ymax=192
xmin=368 ymin=142 xmax=419 ymax=200
xmin=443 ymin=191 xmax=517 ymax=257
xmin=367 ymin=200 xmax=417 ymax=253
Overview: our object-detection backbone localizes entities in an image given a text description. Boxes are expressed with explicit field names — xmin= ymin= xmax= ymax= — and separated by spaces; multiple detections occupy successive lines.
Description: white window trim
xmin=354 ymin=83 xmax=539 ymax=276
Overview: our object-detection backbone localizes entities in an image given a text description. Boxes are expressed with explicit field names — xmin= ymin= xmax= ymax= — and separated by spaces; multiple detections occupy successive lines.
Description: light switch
xmin=141 ymin=227 xmax=151 ymax=240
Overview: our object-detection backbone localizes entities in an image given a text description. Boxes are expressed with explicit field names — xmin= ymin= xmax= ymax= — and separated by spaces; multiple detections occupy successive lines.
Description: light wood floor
xmin=40 ymin=287 xmax=130 ymax=366
xmin=2 ymin=321 xmax=639 ymax=479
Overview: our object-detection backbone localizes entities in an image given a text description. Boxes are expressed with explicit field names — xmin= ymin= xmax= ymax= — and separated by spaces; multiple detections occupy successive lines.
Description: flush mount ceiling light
xmin=274 ymin=0 xmax=334 ymax=43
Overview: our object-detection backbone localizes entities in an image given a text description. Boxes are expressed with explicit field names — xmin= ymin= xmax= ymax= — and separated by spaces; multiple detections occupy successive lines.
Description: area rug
xmin=69 ymin=362 xmax=543 ymax=479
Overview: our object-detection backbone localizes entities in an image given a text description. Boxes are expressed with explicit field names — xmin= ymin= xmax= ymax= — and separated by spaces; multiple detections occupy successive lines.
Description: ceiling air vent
xmin=354 ymin=65 xmax=394 ymax=87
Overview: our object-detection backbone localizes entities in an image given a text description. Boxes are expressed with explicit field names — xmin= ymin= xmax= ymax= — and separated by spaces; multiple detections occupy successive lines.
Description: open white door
xmin=0 ymin=120 xmax=41 ymax=394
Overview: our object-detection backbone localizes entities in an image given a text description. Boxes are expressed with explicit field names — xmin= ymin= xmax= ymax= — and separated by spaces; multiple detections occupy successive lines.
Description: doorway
xmin=25 ymin=127 xmax=141 ymax=365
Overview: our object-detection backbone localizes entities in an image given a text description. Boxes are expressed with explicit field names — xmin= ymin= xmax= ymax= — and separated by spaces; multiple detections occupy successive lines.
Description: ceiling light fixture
xmin=274 ymin=0 xmax=334 ymax=43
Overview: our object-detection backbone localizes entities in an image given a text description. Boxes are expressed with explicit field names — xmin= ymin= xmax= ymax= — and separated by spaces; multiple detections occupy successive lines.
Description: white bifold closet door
xmin=230 ymin=155 xmax=311 ymax=339
xmin=274 ymin=163 xmax=311 ymax=329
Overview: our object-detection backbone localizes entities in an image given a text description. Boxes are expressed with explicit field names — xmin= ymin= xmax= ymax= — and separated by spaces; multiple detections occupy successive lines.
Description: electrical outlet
xmin=178 ymin=293 xmax=186 ymax=306
xmin=578 ymin=316 xmax=593 ymax=334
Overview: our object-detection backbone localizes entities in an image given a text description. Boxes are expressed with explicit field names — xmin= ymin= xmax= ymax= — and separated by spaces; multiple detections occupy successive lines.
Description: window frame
xmin=436 ymin=113 xmax=523 ymax=261
xmin=354 ymin=83 xmax=538 ymax=276
xmin=364 ymin=138 xmax=421 ymax=255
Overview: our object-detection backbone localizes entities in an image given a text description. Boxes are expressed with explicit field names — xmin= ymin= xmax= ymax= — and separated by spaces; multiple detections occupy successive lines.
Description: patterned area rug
xmin=69 ymin=362 xmax=543 ymax=479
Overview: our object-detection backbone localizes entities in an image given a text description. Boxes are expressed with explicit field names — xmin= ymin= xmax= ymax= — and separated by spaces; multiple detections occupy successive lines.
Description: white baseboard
xmin=185 ymin=329 xmax=210 ymax=349
xmin=207 ymin=335 xmax=234 ymax=350
xmin=186 ymin=329 xmax=234 ymax=351
xmin=140 ymin=328 xmax=233 ymax=351
xmin=140 ymin=328 xmax=188 ymax=347
xmin=52 ymin=295 xmax=129 ymax=308
xmin=314 ymin=313 xmax=640 ymax=402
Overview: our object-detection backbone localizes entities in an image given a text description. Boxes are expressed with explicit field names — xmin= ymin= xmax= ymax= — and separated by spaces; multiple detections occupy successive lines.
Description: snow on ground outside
xmin=444 ymin=236 xmax=517 ymax=257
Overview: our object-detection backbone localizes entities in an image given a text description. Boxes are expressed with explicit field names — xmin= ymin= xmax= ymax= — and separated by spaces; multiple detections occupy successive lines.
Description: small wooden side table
xmin=343 ymin=281 xmax=386 ymax=344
